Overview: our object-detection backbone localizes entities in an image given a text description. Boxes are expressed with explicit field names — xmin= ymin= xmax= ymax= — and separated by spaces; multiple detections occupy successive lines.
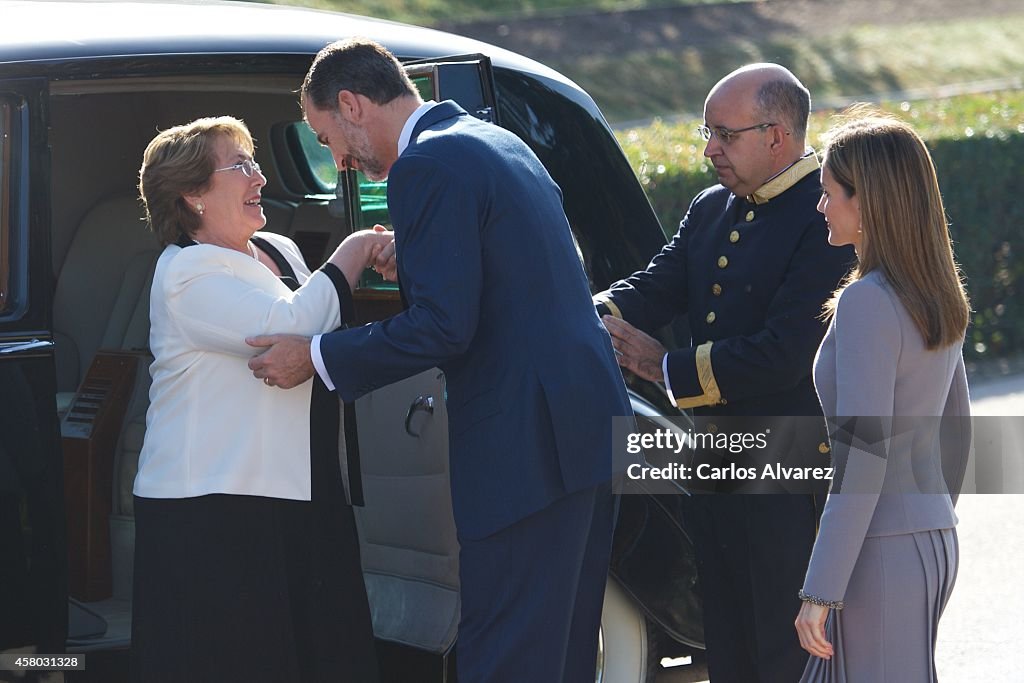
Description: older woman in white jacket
xmin=132 ymin=116 xmax=390 ymax=682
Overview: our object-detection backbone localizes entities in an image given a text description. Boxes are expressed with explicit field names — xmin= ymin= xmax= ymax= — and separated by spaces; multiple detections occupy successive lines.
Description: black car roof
xmin=0 ymin=0 xmax=572 ymax=86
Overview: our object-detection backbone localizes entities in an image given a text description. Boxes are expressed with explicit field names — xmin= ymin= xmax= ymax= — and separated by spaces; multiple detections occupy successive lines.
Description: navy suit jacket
xmin=320 ymin=101 xmax=631 ymax=540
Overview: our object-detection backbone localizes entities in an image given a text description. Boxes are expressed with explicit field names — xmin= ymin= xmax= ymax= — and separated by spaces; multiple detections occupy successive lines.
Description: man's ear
xmin=337 ymin=90 xmax=363 ymax=123
xmin=769 ymin=124 xmax=789 ymax=154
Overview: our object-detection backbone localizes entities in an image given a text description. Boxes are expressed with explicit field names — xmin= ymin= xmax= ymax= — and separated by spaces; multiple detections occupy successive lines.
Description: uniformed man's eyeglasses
xmin=214 ymin=159 xmax=262 ymax=177
xmin=697 ymin=122 xmax=776 ymax=144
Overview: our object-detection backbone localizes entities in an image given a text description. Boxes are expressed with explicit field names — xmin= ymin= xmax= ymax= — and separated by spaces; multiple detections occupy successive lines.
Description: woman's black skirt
xmin=131 ymin=483 xmax=379 ymax=682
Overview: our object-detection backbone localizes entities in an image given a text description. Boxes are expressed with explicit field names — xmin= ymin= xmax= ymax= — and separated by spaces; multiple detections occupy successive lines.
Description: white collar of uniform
xmin=398 ymin=100 xmax=439 ymax=157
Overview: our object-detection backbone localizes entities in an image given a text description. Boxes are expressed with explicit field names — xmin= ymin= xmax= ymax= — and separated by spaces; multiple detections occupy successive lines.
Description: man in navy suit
xmin=248 ymin=38 xmax=632 ymax=682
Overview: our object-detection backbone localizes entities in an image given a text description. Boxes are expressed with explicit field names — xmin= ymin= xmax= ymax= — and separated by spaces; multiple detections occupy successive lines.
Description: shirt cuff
xmin=310 ymin=334 xmax=335 ymax=391
xmin=662 ymin=353 xmax=676 ymax=403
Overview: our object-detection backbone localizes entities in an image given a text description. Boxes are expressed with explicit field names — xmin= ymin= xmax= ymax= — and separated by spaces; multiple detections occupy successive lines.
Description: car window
xmin=348 ymin=169 xmax=393 ymax=291
xmin=0 ymin=100 xmax=12 ymax=315
xmin=292 ymin=123 xmax=338 ymax=194
xmin=354 ymin=173 xmax=389 ymax=230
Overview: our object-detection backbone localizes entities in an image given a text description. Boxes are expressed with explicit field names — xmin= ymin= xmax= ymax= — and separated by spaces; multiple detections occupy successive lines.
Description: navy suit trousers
xmin=456 ymin=482 xmax=615 ymax=683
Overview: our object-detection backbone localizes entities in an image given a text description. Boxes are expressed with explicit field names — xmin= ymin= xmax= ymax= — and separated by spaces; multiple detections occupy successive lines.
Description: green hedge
xmin=934 ymin=135 xmax=1024 ymax=361
xmin=615 ymin=92 xmax=1024 ymax=363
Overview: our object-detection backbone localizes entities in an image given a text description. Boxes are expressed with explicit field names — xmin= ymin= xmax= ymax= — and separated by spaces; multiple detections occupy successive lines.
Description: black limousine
xmin=0 ymin=1 xmax=702 ymax=680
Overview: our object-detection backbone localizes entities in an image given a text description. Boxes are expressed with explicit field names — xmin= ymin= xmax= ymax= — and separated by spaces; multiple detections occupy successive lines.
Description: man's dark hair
xmin=756 ymin=78 xmax=811 ymax=141
xmin=302 ymin=37 xmax=418 ymax=112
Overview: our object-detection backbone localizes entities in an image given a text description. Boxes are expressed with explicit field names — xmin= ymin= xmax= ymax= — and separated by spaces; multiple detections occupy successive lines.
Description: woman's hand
xmin=328 ymin=225 xmax=396 ymax=290
xmin=795 ymin=601 xmax=834 ymax=659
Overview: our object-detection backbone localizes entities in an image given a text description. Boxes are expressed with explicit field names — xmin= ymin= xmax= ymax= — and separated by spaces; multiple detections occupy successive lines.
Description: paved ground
xmin=971 ymin=372 xmax=1024 ymax=415
xmin=655 ymin=374 xmax=1024 ymax=682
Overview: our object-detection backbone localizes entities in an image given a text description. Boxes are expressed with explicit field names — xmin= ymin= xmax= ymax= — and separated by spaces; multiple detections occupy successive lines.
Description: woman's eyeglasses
xmin=214 ymin=159 xmax=262 ymax=177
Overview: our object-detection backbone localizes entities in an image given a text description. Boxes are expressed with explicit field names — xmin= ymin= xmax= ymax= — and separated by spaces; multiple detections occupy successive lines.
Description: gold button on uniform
xmin=745 ymin=210 xmax=755 ymax=222
xmin=708 ymin=423 xmax=718 ymax=434
xmin=712 ymin=283 xmax=722 ymax=296
xmin=718 ymin=256 xmax=728 ymax=268
xmin=818 ymin=442 xmax=831 ymax=454
xmin=706 ymin=311 xmax=716 ymax=324
xmin=729 ymin=230 xmax=740 ymax=243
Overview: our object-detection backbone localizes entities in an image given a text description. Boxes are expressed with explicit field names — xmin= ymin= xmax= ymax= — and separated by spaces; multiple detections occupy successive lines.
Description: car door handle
xmin=0 ymin=339 xmax=55 ymax=355
xmin=404 ymin=394 xmax=435 ymax=437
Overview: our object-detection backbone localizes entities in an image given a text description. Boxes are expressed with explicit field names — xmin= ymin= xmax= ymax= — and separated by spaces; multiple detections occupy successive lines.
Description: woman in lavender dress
xmin=794 ymin=109 xmax=972 ymax=682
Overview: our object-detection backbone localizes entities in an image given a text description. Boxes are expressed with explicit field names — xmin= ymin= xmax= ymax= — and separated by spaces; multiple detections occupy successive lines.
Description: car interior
xmin=49 ymin=72 xmax=461 ymax=666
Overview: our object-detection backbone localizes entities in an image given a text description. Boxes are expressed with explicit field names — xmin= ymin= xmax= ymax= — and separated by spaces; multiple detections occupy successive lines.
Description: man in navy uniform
xmin=597 ymin=64 xmax=853 ymax=682
xmin=247 ymin=38 xmax=631 ymax=683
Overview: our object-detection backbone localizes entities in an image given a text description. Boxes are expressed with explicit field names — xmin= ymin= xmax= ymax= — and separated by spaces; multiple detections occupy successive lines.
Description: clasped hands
xmin=247 ymin=224 xmax=396 ymax=389
xmin=333 ymin=223 xmax=398 ymax=286
xmin=364 ymin=224 xmax=398 ymax=282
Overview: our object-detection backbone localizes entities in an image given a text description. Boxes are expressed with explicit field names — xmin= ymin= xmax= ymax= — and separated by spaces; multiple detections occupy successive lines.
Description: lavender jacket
xmin=802 ymin=270 xmax=971 ymax=602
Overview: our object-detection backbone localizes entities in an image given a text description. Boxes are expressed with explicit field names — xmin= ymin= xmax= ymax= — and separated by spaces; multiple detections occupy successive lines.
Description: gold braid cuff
xmin=674 ymin=341 xmax=724 ymax=409
xmin=593 ymin=294 xmax=622 ymax=320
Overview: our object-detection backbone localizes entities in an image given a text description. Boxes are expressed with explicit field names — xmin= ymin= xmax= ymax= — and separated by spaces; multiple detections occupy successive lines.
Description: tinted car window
xmin=291 ymin=122 xmax=337 ymax=194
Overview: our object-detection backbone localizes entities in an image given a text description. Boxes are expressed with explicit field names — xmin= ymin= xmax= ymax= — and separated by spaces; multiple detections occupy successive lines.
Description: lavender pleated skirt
xmin=801 ymin=527 xmax=958 ymax=683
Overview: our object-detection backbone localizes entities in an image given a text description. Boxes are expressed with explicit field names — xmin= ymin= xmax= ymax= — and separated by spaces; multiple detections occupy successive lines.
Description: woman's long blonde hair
xmin=822 ymin=107 xmax=970 ymax=349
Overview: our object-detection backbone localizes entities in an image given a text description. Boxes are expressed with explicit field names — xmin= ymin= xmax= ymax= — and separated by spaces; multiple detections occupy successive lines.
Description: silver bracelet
xmin=799 ymin=589 xmax=844 ymax=610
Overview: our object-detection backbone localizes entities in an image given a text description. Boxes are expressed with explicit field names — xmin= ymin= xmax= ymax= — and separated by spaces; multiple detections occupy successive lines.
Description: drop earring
xmin=195 ymin=202 xmax=205 ymax=215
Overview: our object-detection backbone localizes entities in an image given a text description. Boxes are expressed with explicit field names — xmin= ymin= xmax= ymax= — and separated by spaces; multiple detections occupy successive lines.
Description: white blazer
xmin=134 ymin=232 xmax=342 ymax=501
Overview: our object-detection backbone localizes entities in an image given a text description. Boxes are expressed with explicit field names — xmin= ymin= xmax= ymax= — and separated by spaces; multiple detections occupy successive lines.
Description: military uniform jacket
xmin=596 ymin=155 xmax=853 ymax=420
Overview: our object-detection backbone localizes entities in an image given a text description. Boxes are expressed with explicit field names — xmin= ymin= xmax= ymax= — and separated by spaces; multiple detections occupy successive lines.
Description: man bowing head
xmin=247 ymin=38 xmax=632 ymax=683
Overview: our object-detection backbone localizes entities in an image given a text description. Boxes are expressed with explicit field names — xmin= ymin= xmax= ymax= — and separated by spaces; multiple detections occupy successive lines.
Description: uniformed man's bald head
xmin=707 ymin=63 xmax=811 ymax=142
xmin=701 ymin=63 xmax=812 ymax=196
xmin=712 ymin=63 xmax=801 ymax=90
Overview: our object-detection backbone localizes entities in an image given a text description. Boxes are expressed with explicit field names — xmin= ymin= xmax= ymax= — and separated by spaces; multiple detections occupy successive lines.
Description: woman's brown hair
xmin=138 ymin=116 xmax=254 ymax=246
xmin=822 ymin=106 xmax=970 ymax=349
